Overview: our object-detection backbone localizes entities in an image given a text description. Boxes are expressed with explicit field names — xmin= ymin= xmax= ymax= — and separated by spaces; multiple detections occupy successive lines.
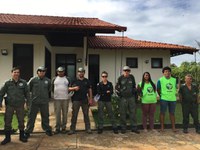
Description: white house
xmin=0 ymin=13 xmax=197 ymax=94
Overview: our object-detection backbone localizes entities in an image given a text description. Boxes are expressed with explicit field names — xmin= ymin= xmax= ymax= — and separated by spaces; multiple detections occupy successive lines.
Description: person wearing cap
xmin=68 ymin=67 xmax=93 ymax=135
xmin=115 ymin=66 xmax=139 ymax=134
xmin=157 ymin=66 xmax=177 ymax=132
xmin=24 ymin=66 xmax=52 ymax=138
xmin=0 ymin=67 xmax=29 ymax=145
xmin=51 ymin=66 xmax=71 ymax=134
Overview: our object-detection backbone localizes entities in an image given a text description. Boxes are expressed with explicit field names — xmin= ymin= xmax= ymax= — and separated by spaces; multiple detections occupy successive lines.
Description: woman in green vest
xmin=137 ymin=72 xmax=157 ymax=132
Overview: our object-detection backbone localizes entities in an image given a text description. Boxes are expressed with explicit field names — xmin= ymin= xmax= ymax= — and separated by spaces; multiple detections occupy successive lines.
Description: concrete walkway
xmin=0 ymin=101 xmax=200 ymax=150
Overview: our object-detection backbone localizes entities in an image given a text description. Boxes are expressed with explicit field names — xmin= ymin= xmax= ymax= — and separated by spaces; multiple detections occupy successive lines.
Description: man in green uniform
xmin=116 ymin=66 xmax=139 ymax=134
xmin=68 ymin=67 xmax=93 ymax=135
xmin=157 ymin=66 xmax=177 ymax=132
xmin=179 ymin=74 xmax=200 ymax=134
xmin=0 ymin=67 xmax=29 ymax=145
xmin=25 ymin=66 xmax=52 ymax=138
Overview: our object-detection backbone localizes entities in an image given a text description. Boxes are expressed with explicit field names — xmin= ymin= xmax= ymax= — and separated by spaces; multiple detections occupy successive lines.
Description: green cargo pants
xmin=182 ymin=103 xmax=199 ymax=130
xmin=119 ymin=96 xmax=137 ymax=130
xmin=98 ymin=101 xmax=117 ymax=129
xmin=4 ymin=104 xmax=25 ymax=131
xmin=25 ymin=103 xmax=52 ymax=133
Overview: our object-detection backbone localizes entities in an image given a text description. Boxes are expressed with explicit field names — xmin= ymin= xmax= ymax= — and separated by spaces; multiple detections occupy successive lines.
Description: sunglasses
xmin=38 ymin=70 xmax=46 ymax=72
xmin=102 ymin=76 xmax=107 ymax=78
xmin=124 ymin=70 xmax=130 ymax=72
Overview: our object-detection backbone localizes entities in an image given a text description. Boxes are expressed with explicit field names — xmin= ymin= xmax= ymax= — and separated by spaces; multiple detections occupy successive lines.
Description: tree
xmin=171 ymin=62 xmax=200 ymax=85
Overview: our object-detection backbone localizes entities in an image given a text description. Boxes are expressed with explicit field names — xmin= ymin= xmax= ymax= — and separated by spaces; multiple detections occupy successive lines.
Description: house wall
xmin=0 ymin=34 xmax=47 ymax=84
xmin=0 ymin=33 xmax=171 ymax=86
xmin=88 ymin=48 xmax=170 ymax=85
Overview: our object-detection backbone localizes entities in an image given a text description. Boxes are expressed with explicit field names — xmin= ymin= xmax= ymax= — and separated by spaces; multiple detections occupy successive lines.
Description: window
xmin=151 ymin=58 xmax=163 ymax=68
xmin=56 ymin=54 xmax=76 ymax=80
xmin=126 ymin=57 xmax=138 ymax=68
xmin=13 ymin=44 xmax=33 ymax=81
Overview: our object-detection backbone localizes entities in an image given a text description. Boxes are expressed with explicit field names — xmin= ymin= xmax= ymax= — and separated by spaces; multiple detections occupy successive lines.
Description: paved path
xmin=0 ymin=128 xmax=200 ymax=150
xmin=0 ymin=101 xmax=200 ymax=150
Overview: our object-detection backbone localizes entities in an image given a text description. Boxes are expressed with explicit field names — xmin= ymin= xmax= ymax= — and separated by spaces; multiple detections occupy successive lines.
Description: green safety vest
xmin=159 ymin=76 xmax=176 ymax=101
xmin=139 ymin=82 xmax=157 ymax=104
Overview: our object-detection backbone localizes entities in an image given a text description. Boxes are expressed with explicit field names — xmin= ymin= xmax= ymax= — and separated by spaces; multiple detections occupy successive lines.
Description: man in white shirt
xmin=52 ymin=66 xmax=70 ymax=134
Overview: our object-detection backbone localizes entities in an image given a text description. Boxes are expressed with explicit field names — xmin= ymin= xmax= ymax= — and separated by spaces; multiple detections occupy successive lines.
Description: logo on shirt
xmin=19 ymin=83 xmax=23 ymax=86
xmin=166 ymin=83 xmax=173 ymax=90
xmin=44 ymin=80 xmax=48 ymax=84
xmin=147 ymin=87 xmax=154 ymax=93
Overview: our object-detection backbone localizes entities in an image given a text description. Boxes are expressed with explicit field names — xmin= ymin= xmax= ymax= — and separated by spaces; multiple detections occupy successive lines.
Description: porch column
xmin=83 ymin=36 xmax=89 ymax=78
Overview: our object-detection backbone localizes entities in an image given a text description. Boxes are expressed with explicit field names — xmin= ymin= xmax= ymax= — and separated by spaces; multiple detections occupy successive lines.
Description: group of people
xmin=0 ymin=65 xmax=199 ymax=145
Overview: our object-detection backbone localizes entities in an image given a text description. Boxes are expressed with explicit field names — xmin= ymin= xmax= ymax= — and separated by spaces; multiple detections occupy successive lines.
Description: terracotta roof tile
xmin=0 ymin=13 xmax=126 ymax=31
xmin=88 ymin=36 xmax=197 ymax=55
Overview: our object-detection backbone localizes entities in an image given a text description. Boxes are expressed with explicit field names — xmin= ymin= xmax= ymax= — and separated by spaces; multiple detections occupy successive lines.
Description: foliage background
xmin=171 ymin=62 xmax=200 ymax=85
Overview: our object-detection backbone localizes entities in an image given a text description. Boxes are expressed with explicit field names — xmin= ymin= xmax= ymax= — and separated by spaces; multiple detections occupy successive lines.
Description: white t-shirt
xmin=53 ymin=76 xmax=69 ymax=100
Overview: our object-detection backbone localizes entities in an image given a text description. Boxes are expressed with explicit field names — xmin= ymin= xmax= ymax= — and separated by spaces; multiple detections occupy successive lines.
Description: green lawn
xmin=92 ymin=103 xmax=200 ymax=127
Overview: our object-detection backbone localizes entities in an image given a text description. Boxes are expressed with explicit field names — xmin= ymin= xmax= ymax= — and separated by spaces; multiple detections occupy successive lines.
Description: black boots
xmin=97 ymin=128 xmax=103 ymax=134
xmin=1 ymin=130 xmax=27 ymax=145
xmin=19 ymin=130 xmax=28 ymax=143
xmin=1 ymin=130 xmax=11 ymax=145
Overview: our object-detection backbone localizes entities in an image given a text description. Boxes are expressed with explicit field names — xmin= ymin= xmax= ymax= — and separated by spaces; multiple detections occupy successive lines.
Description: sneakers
xmin=68 ymin=130 xmax=75 ymax=135
xmin=143 ymin=129 xmax=148 ymax=133
xmin=196 ymin=129 xmax=200 ymax=134
xmin=86 ymin=129 xmax=92 ymax=134
xmin=151 ymin=129 xmax=157 ymax=132
xmin=1 ymin=131 xmax=11 ymax=145
xmin=19 ymin=130 xmax=27 ymax=143
xmin=1 ymin=137 xmax=11 ymax=145
xmin=97 ymin=128 xmax=103 ymax=134
xmin=61 ymin=129 xmax=67 ymax=134
xmin=183 ymin=129 xmax=188 ymax=134
xmin=131 ymin=128 xmax=140 ymax=134
xmin=113 ymin=128 xmax=119 ymax=134
xmin=24 ymin=132 xmax=30 ymax=139
xmin=54 ymin=129 xmax=60 ymax=134
xmin=46 ymin=130 xmax=53 ymax=136
xmin=121 ymin=129 xmax=126 ymax=134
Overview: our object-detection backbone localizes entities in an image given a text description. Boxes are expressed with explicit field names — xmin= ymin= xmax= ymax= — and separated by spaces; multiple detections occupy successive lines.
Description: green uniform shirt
xmin=179 ymin=84 xmax=199 ymax=103
xmin=138 ymin=82 xmax=157 ymax=104
xmin=158 ymin=76 xmax=177 ymax=101
xmin=28 ymin=76 xmax=51 ymax=104
xmin=0 ymin=78 xmax=29 ymax=107
xmin=116 ymin=74 xmax=136 ymax=98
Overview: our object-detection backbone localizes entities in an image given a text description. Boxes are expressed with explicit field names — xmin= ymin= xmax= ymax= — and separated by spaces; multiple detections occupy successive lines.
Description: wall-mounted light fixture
xmin=145 ymin=60 xmax=149 ymax=64
xmin=77 ymin=58 xmax=82 ymax=63
xmin=1 ymin=49 xmax=8 ymax=55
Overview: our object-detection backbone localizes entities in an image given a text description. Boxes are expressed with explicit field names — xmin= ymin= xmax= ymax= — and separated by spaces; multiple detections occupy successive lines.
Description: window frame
xmin=126 ymin=57 xmax=138 ymax=68
xmin=151 ymin=58 xmax=163 ymax=68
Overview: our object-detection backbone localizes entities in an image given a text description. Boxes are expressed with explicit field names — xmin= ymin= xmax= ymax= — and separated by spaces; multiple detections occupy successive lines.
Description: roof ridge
xmin=133 ymin=39 xmax=195 ymax=49
xmin=89 ymin=36 xmax=196 ymax=50
xmin=0 ymin=13 xmax=98 ymax=19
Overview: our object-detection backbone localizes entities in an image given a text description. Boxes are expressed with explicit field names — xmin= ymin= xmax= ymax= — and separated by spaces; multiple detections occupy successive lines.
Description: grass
xmin=92 ymin=102 xmax=200 ymax=127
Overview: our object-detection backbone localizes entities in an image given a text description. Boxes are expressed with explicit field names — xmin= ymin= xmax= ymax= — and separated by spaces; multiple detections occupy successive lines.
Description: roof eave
xmin=0 ymin=23 xmax=126 ymax=34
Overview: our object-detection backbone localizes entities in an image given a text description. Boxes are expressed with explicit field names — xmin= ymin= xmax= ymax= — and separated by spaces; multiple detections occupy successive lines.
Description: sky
xmin=0 ymin=0 xmax=200 ymax=66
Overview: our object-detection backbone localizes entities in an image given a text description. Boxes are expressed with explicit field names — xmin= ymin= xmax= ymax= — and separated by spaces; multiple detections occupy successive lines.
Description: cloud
xmin=0 ymin=0 xmax=199 ymax=64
